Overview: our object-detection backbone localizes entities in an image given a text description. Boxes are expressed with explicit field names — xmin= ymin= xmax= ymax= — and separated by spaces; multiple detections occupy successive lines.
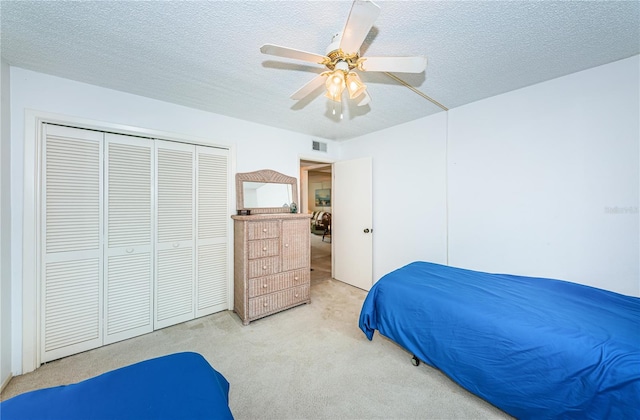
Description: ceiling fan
xmin=260 ymin=0 xmax=427 ymax=108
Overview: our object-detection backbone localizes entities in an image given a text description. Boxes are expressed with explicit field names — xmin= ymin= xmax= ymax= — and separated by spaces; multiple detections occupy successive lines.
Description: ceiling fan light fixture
xmin=261 ymin=1 xmax=428 ymax=111
xmin=346 ymin=71 xmax=367 ymax=99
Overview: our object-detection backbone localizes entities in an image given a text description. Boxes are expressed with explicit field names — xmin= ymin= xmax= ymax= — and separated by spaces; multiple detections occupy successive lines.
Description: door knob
xmin=364 ymin=228 xmax=370 ymax=233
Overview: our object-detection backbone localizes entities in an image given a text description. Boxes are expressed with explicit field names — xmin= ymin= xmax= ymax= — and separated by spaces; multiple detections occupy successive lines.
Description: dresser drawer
xmin=248 ymin=256 xmax=280 ymax=278
xmin=248 ymin=238 xmax=279 ymax=259
xmin=248 ymin=269 xmax=310 ymax=298
xmin=247 ymin=221 xmax=279 ymax=240
xmin=248 ymin=285 xmax=310 ymax=318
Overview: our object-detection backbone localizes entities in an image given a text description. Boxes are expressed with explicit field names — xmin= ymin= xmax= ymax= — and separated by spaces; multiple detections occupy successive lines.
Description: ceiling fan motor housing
xmin=324 ymin=32 xmax=362 ymax=71
xmin=327 ymin=32 xmax=343 ymax=54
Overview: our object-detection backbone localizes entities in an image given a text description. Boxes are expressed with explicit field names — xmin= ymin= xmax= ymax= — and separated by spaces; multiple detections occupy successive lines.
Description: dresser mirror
xmin=236 ymin=169 xmax=298 ymax=214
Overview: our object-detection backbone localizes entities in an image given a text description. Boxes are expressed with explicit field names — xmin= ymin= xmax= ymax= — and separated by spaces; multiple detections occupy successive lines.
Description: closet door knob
xmin=262 ymin=247 xmax=267 ymax=251
xmin=263 ymin=284 xmax=267 ymax=288
xmin=126 ymin=248 xmax=134 ymax=253
xmin=284 ymin=244 xmax=289 ymax=248
xmin=262 ymin=228 xmax=267 ymax=233
xmin=172 ymin=242 xmax=180 ymax=248
xmin=263 ymin=266 xmax=267 ymax=270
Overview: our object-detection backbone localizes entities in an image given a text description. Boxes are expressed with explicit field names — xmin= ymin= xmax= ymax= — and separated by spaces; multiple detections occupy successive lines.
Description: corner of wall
xmin=0 ymin=59 xmax=13 ymax=387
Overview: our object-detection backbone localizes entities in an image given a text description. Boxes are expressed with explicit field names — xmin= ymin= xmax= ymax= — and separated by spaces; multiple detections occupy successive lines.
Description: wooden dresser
xmin=231 ymin=213 xmax=311 ymax=325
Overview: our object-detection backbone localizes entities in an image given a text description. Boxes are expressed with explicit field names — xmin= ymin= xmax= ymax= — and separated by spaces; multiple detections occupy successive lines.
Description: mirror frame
xmin=236 ymin=169 xmax=298 ymax=214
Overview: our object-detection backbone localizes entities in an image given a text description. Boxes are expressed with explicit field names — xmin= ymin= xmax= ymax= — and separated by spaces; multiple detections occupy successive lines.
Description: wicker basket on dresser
xmin=231 ymin=213 xmax=311 ymax=325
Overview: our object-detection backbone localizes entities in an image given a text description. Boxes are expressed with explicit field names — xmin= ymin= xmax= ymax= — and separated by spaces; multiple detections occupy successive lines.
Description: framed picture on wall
xmin=315 ymin=189 xmax=331 ymax=207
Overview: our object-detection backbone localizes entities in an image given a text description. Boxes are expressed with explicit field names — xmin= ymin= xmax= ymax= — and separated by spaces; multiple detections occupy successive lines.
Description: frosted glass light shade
xmin=324 ymin=70 xmax=345 ymax=102
xmin=346 ymin=72 xmax=367 ymax=99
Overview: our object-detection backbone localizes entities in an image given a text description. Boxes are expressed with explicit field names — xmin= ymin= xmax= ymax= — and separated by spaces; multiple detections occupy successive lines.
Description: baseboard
xmin=1 ymin=372 xmax=13 ymax=393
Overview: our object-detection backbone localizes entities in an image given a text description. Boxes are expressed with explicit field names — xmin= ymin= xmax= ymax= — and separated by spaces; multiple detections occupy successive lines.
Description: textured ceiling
xmin=1 ymin=1 xmax=639 ymax=141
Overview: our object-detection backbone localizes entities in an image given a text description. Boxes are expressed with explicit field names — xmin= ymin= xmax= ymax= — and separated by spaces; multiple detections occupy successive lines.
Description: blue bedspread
xmin=0 ymin=352 xmax=234 ymax=420
xmin=359 ymin=261 xmax=640 ymax=419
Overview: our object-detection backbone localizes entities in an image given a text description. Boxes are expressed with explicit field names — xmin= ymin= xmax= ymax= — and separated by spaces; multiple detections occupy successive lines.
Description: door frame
xmin=299 ymin=156 xmax=335 ymax=276
xmin=299 ymin=155 xmax=374 ymax=288
xmin=21 ymin=110 xmax=235 ymax=374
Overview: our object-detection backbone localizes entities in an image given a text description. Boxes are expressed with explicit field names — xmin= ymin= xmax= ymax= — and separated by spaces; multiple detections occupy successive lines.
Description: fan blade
xmin=357 ymin=90 xmax=371 ymax=106
xmin=360 ymin=56 xmax=427 ymax=73
xmin=339 ymin=0 xmax=381 ymax=53
xmin=260 ymin=44 xmax=327 ymax=64
xmin=290 ymin=74 xmax=326 ymax=100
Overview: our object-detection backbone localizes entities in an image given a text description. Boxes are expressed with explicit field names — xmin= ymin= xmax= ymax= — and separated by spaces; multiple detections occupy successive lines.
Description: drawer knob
xmin=263 ymin=266 xmax=267 ymax=270
xmin=262 ymin=247 xmax=267 ymax=251
xmin=263 ymin=302 xmax=268 ymax=307
xmin=263 ymin=228 xmax=267 ymax=232
xmin=294 ymin=276 xmax=299 ymax=281
xmin=126 ymin=248 xmax=134 ymax=253
xmin=295 ymin=294 xmax=299 ymax=298
xmin=263 ymin=284 xmax=267 ymax=288
xmin=284 ymin=243 xmax=289 ymax=248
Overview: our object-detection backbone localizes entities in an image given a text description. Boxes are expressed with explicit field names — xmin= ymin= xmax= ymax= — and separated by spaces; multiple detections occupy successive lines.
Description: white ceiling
xmin=2 ymin=1 xmax=638 ymax=141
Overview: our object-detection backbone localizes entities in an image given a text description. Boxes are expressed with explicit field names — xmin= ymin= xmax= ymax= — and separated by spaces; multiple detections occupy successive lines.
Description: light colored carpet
xmin=311 ymin=232 xmax=331 ymax=282
xmin=1 ymin=245 xmax=512 ymax=419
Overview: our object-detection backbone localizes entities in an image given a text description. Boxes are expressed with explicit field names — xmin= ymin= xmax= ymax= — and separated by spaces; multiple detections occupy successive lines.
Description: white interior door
xmin=104 ymin=133 xmax=154 ymax=345
xmin=195 ymin=146 xmax=229 ymax=317
xmin=333 ymin=157 xmax=373 ymax=290
xmin=154 ymin=140 xmax=195 ymax=329
xmin=42 ymin=124 xmax=103 ymax=362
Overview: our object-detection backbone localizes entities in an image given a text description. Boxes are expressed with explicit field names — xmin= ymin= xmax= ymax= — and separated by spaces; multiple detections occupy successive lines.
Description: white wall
xmin=448 ymin=56 xmax=639 ymax=297
xmin=1 ymin=60 xmax=12 ymax=389
xmin=9 ymin=67 xmax=339 ymax=374
xmin=342 ymin=56 xmax=639 ymax=297
xmin=340 ymin=113 xmax=449 ymax=281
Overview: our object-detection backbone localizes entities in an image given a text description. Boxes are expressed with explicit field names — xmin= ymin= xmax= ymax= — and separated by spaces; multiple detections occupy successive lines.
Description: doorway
xmin=300 ymin=160 xmax=332 ymax=282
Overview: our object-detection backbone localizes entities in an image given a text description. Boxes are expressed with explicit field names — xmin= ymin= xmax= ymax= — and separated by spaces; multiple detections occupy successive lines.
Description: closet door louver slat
xmin=105 ymin=253 xmax=152 ymax=334
xmin=156 ymin=248 xmax=193 ymax=321
xmin=44 ymin=259 xmax=100 ymax=352
xmin=195 ymin=147 xmax=229 ymax=316
xmin=104 ymin=134 xmax=154 ymax=344
xmin=197 ymin=244 xmax=227 ymax=313
xmin=42 ymin=124 xmax=103 ymax=362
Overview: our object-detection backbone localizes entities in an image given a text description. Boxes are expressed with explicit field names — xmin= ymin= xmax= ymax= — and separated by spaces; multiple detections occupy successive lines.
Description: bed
xmin=359 ymin=261 xmax=640 ymax=419
xmin=0 ymin=352 xmax=234 ymax=420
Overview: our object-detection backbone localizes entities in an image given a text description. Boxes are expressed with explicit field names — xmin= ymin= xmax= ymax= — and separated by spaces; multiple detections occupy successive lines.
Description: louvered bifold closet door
xmin=42 ymin=124 xmax=103 ymax=362
xmin=195 ymin=146 xmax=229 ymax=317
xmin=155 ymin=140 xmax=196 ymax=329
xmin=104 ymin=134 xmax=154 ymax=345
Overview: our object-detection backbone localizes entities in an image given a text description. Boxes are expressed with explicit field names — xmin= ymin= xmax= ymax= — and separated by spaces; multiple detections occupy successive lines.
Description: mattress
xmin=0 ymin=352 xmax=234 ymax=420
xmin=359 ymin=261 xmax=640 ymax=419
